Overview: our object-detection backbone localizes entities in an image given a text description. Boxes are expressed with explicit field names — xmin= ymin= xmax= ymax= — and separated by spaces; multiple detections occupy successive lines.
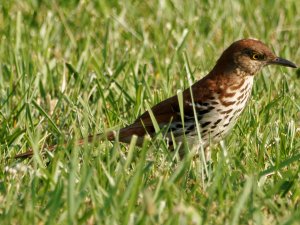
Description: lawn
xmin=0 ymin=0 xmax=300 ymax=224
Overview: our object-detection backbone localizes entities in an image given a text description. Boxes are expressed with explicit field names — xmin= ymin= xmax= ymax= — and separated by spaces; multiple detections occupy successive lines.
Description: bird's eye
xmin=251 ymin=53 xmax=265 ymax=60
xmin=243 ymin=49 xmax=265 ymax=60
xmin=252 ymin=53 xmax=260 ymax=60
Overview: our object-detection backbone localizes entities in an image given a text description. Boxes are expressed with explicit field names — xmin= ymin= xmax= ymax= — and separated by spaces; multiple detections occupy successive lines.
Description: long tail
xmin=14 ymin=132 xmax=116 ymax=159
xmin=14 ymin=125 xmax=147 ymax=160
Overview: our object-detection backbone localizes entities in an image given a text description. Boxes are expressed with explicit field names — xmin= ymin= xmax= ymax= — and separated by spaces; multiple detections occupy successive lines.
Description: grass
xmin=0 ymin=0 xmax=300 ymax=224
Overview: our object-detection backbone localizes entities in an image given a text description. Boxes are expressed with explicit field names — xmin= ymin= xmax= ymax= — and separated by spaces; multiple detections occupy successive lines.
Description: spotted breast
xmin=172 ymin=75 xmax=254 ymax=150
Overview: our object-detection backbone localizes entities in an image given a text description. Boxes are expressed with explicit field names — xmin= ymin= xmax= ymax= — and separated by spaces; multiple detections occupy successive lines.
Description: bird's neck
xmin=207 ymin=67 xmax=254 ymax=90
xmin=201 ymin=69 xmax=255 ymax=106
xmin=216 ymin=74 xmax=254 ymax=110
xmin=223 ymin=75 xmax=254 ymax=95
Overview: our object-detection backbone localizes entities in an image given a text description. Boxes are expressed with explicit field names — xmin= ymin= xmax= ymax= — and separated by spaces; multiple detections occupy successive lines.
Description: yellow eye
xmin=252 ymin=53 xmax=259 ymax=60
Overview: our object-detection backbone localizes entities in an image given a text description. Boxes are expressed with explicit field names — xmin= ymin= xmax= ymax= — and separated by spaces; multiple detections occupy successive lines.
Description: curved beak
xmin=269 ymin=57 xmax=297 ymax=68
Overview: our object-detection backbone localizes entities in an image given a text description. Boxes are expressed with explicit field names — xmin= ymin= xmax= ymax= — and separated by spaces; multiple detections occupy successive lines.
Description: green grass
xmin=1 ymin=0 xmax=300 ymax=224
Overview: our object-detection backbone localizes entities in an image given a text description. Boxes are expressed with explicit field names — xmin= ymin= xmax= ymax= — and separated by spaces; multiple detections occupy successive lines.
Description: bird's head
xmin=214 ymin=39 xmax=297 ymax=76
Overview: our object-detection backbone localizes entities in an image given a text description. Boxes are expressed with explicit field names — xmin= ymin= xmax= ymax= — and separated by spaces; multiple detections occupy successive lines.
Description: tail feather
xmin=117 ymin=125 xmax=149 ymax=146
xmin=14 ymin=132 xmax=114 ymax=159
xmin=13 ymin=126 xmax=148 ymax=159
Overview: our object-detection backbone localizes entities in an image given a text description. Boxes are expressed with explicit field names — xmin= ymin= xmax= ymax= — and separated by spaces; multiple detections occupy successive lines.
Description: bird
xmin=14 ymin=39 xmax=297 ymax=159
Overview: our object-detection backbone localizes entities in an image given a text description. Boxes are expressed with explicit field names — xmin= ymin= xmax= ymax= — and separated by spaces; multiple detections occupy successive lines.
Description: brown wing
xmin=117 ymin=76 xmax=216 ymax=143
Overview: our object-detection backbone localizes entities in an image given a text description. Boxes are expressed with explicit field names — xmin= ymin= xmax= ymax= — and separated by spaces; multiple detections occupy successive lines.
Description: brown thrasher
xmin=15 ymin=39 xmax=297 ymax=159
